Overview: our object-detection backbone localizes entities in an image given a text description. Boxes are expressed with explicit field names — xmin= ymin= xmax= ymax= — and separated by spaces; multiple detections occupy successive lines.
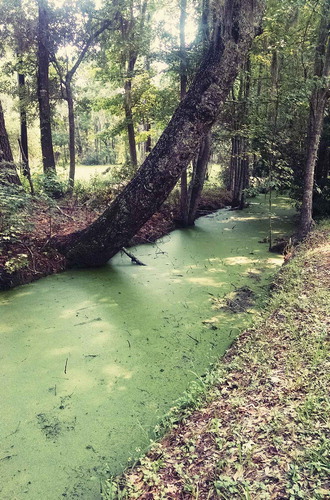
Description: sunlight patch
xmin=103 ymin=365 xmax=133 ymax=380
xmin=48 ymin=346 xmax=77 ymax=357
xmin=61 ymin=369 xmax=95 ymax=392
xmin=187 ymin=277 xmax=226 ymax=287
xmin=90 ymin=332 xmax=111 ymax=345
xmin=224 ymin=256 xmax=259 ymax=265
xmin=266 ymin=257 xmax=283 ymax=266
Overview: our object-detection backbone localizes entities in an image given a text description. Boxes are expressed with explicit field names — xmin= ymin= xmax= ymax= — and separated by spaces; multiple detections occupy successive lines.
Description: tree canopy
xmin=0 ymin=0 xmax=329 ymax=272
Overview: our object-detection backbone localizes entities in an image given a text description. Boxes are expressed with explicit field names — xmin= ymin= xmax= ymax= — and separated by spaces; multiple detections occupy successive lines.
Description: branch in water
xmin=122 ymin=248 xmax=146 ymax=266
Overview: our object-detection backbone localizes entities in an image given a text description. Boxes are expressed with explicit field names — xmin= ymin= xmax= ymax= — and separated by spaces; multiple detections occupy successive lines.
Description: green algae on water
xmin=0 ymin=195 xmax=295 ymax=499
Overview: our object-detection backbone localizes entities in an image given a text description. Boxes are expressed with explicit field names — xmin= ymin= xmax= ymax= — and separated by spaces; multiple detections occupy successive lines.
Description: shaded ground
xmin=106 ymin=224 xmax=330 ymax=499
xmin=0 ymin=187 xmax=231 ymax=290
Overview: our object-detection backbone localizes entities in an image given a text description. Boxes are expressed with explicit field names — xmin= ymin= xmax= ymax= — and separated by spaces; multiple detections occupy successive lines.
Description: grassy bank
xmin=105 ymin=222 xmax=330 ymax=499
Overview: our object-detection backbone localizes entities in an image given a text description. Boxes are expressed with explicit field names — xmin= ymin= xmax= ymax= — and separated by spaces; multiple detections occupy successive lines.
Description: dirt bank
xmin=0 ymin=188 xmax=231 ymax=290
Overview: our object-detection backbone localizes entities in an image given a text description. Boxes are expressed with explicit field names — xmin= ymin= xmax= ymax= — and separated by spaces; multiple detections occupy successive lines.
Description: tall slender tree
xmin=298 ymin=1 xmax=330 ymax=238
xmin=186 ymin=0 xmax=212 ymax=225
xmin=0 ymin=101 xmax=21 ymax=186
xmin=37 ymin=0 xmax=56 ymax=175
xmin=120 ymin=0 xmax=149 ymax=171
xmin=179 ymin=0 xmax=189 ymax=225
xmin=50 ymin=12 xmax=116 ymax=189
xmin=229 ymin=57 xmax=251 ymax=209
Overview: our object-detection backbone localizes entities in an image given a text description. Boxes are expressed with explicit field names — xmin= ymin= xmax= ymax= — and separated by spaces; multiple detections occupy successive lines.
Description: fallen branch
xmin=122 ymin=248 xmax=146 ymax=266
xmin=55 ymin=204 xmax=75 ymax=221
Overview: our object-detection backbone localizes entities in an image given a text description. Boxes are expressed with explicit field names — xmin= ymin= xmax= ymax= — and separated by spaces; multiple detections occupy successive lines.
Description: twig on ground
xmin=55 ymin=204 xmax=75 ymax=221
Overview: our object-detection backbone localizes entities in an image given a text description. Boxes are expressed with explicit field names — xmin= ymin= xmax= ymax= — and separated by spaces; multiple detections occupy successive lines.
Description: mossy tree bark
xmin=57 ymin=0 xmax=265 ymax=268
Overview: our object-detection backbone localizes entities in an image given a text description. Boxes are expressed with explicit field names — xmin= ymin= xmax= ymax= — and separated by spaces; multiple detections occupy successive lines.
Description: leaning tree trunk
xmin=0 ymin=101 xmax=21 ymax=186
xmin=37 ymin=0 xmax=56 ymax=175
xmin=298 ymin=1 xmax=330 ymax=239
xmin=57 ymin=0 xmax=264 ymax=268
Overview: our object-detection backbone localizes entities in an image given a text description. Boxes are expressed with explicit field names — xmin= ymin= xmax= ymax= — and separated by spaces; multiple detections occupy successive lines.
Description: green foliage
xmin=73 ymin=175 xmax=116 ymax=207
xmin=80 ymin=149 xmax=116 ymax=166
xmin=33 ymin=172 xmax=66 ymax=199
xmin=4 ymin=253 xmax=29 ymax=273
xmin=0 ymin=181 xmax=32 ymax=245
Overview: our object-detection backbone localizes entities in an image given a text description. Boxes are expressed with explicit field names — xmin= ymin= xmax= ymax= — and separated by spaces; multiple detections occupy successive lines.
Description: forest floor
xmin=105 ymin=223 xmax=330 ymax=499
xmin=0 ymin=186 xmax=231 ymax=290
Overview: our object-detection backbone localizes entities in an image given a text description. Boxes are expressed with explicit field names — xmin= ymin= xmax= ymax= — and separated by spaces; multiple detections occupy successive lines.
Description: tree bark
xmin=56 ymin=0 xmax=264 ymax=268
xmin=37 ymin=0 xmax=56 ymax=175
xmin=298 ymin=1 xmax=330 ymax=239
xmin=183 ymin=0 xmax=212 ymax=225
xmin=179 ymin=0 xmax=189 ymax=225
xmin=66 ymin=79 xmax=76 ymax=190
xmin=119 ymin=1 xmax=148 ymax=171
xmin=18 ymin=73 xmax=29 ymax=175
xmin=124 ymin=74 xmax=138 ymax=170
xmin=0 ymin=101 xmax=21 ymax=186
xmin=315 ymin=114 xmax=330 ymax=181
xmin=230 ymin=57 xmax=250 ymax=209
xmin=187 ymin=131 xmax=211 ymax=225
xmin=17 ymin=72 xmax=34 ymax=194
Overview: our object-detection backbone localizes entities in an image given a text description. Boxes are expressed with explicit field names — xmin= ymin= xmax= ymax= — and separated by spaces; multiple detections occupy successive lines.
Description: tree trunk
xmin=66 ymin=79 xmax=76 ymax=190
xmin=315 ymin=115 xmax=330 ymax=181
xmin=17 ymin=72 xmax=34 ymax=194
xmin=124 ymin=76 xmax=138 ymax=170
xmin=56 ymin=0 xmax=264 ymax=268
xmin=298 ymin=1 xmax=330 ymax=239
xmin=17 ymin=74 xmax=29 ymax=175
xmin=182 ymin=0 xmax=212 ymax=226
xmin=145 ymin=122 xmax=152 ymax=154
xmin=230 ymin=57 xmax=251 ymax=209
xmin=16 ymin=0 xmax=31 ymax=187
xmin=179 ymin=0 xmax=189 ymax=226
xmin=0 ymin=101 xmax=21 ymax=186
xmin=231 ymin=136 xmax=250 ymax=209
xmin=76 ymin=119 xmax=83 ymax=158
xmin=37 ymin=0 xmax=56 ymax=175
xmin=187 ymin=131 xmax=211 ymax=225
xmin=123 ymin=48 xmax=138 ymax=171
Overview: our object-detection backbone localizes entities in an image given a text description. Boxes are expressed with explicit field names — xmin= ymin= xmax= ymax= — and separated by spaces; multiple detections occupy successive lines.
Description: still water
xmin=0 ymin=196 xmax=295 ymax=499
